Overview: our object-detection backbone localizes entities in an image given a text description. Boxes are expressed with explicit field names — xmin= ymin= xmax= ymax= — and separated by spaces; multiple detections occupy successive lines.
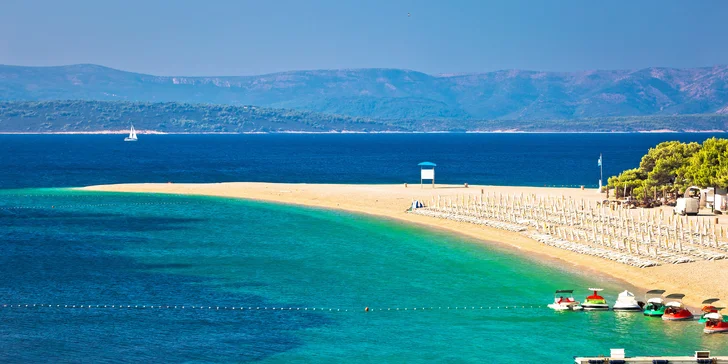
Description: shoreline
xmin=79 ymin=182 xmax=728 ymax=309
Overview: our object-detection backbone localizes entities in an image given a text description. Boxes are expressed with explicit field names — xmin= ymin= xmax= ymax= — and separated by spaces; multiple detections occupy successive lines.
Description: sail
xmin=129 ymin=125 xmax=136 ymax=139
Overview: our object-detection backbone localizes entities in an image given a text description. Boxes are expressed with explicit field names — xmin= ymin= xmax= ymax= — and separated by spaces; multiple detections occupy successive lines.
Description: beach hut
xmin=418 ymin=162 xmax=436 ymax=188
xmin=715 ymin=188 xmax=728 ymax=214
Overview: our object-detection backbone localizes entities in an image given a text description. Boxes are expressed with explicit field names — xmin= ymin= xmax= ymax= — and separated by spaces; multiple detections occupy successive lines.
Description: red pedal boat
xmin=582 ymin=288 xmax=610 ymax=310
xmin=662 ymin=293 xmax=694 ymax=321
xmin=704 ymin=313 xmax=728 ymax=334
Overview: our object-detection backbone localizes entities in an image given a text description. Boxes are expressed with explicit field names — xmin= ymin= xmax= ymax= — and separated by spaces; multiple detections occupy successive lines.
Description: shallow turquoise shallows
xmin=0 ymin=189 xmax=724 ymax=363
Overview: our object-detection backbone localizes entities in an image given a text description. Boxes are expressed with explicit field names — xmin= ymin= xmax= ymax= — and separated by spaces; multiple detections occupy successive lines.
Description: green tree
xmin=607 ymin=137 xmax=728 ymax=202
xmin=683 ymin=137 xmax=728 ymax=189
xmin=639 ymin=141 xmax=700 ymax=192
xmin=640 ymin=141 xmax=698 ymax=172
xmin=607 ymin=168 xmax=646 ymax=198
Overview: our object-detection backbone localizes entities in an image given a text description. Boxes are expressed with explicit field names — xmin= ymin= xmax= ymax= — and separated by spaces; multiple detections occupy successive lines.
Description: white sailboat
xmin=124 ymin=124 xmax=138 ymax=142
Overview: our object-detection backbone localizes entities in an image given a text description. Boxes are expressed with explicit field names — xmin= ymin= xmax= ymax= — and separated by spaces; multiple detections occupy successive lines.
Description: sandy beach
xmin=81 ymin=182 xmax=728 ymax=308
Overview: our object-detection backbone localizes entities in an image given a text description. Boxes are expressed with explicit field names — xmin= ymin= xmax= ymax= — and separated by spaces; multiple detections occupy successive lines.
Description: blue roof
xmin=418 ymin=162 xmax=437 ymax=167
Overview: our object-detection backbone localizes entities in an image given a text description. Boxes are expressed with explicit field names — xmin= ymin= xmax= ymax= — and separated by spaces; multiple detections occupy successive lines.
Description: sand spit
xmin=80 ymin=182 xmax=728 ymax=308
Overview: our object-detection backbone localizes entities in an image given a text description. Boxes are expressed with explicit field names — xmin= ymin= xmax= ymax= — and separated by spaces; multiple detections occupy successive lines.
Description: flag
xmin=597 ymin=155 xmax=602 ymax=167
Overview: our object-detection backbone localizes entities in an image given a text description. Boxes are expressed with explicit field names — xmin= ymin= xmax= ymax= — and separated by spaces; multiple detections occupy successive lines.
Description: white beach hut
xmin=418 ymin=162 xmax=436 ymax=188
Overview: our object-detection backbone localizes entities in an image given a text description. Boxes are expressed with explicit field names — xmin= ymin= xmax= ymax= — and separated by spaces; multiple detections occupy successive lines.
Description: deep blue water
xmin=2 ymin=133 xmax=726 ymax=189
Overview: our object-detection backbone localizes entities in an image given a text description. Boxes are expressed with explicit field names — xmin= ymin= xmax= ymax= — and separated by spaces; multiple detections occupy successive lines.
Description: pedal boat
xmin=612 ymin=290 xmax=644 ymax=311
xmin=643 ymin=289 xmax=666 ymax=317
xmin=662 ymin=294 xmax=694 ymax=321
xmin=582 ymin=288 xmax=610 ymax=311
xmin=698 ymin=298 xmax=727 ymax=323
xmin=548 ymin=289 xmax=583 ymax=311
xmin=704 ymin=312 xmax=728 ymax=334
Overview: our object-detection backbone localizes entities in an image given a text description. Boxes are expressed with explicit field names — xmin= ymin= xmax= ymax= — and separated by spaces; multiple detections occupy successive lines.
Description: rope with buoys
xmin=0 ymin=304 xmax=352 ymax=312
xmin=0 ymin=202 xmax=191 ymax=211
xmin=0 ymin=303 xmax=548 ymax=313
xmin=0 ymin=193 xmax=191 ymax=198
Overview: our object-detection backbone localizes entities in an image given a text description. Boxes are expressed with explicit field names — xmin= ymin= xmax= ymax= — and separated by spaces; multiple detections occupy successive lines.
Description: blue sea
xmin=2 ymin=133 xmax=726 ymax=189
xmin=1 ymin=133 xmax=726 ymax=363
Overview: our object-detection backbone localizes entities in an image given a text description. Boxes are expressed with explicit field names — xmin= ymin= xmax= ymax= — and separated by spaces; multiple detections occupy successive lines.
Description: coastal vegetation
xmin=607 ymin=138 xmax=728 ymax=201
xmin=1 ymin=100 xmax=728 ymax=133
xmin=0 ymin=100 xmax=398 ymax=133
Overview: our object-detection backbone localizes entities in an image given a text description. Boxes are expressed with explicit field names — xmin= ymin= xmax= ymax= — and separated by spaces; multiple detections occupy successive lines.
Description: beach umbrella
xmin=679 ymin=236 xmax=683 ymax=252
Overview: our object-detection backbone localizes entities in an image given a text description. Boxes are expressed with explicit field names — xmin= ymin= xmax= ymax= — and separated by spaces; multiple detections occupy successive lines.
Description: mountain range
xmin=2 ymin=64 xmax=728 ymax=120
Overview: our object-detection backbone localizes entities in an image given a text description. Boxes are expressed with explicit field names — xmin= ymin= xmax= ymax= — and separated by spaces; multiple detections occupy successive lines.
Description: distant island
xmin=1 ymin=63 xmax=728 ymax=133
xmin=1 ymin=64 xmax=727 ymax=121
xmin=1 ymin=100 xmax=727 ymax=133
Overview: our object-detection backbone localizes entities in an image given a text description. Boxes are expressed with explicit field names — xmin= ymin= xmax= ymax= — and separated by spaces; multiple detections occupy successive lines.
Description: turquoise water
xmin=0 ymin=189 xmax=724 ymax=363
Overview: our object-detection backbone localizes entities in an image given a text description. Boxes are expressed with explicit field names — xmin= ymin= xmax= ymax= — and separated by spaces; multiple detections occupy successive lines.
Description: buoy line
xmin=0 ymin=303 xmax=548 ymax=313
xmin=0 ymin=202 xmax=191 ymax=211
xmin=2 ymin=193 xmax=190 ymax=198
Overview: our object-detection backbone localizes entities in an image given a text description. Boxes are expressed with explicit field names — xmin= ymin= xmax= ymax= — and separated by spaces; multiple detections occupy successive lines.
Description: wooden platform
xmin=574 ymin=355 xmax=726 ymax=364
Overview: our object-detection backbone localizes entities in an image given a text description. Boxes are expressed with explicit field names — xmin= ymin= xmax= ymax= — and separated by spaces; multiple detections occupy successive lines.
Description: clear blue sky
xmin=2 ymin=0 xmax=727 ymax=76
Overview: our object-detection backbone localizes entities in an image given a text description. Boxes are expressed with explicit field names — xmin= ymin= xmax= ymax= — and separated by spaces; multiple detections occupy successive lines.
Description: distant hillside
xmin=0 ymin=100 xmax=402 ymax=133
xmin=1 ymin=100 xmax=727 ymax=133
xmin=1 ymin=64 xmax=728 ymax=120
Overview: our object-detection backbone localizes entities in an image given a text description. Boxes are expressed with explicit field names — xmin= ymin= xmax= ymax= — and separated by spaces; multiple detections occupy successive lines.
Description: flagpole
xmin=600 ymin=153 xmax=603 ymax=191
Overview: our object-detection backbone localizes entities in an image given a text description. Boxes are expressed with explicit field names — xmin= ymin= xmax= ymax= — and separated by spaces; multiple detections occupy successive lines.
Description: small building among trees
xmin=607 ymin=138 xmax=728 ymax=209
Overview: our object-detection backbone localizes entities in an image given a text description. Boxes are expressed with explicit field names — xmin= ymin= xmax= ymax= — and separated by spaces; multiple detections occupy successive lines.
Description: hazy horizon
xmin=4 ymin=62 xmax=728 ymax=79
xmin=2 ymin=0 xmax=728 ymax=76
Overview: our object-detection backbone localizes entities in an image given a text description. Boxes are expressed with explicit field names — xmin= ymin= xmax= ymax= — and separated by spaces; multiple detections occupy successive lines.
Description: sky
xmin=1 ymin=0 xmax=728 ymax=76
